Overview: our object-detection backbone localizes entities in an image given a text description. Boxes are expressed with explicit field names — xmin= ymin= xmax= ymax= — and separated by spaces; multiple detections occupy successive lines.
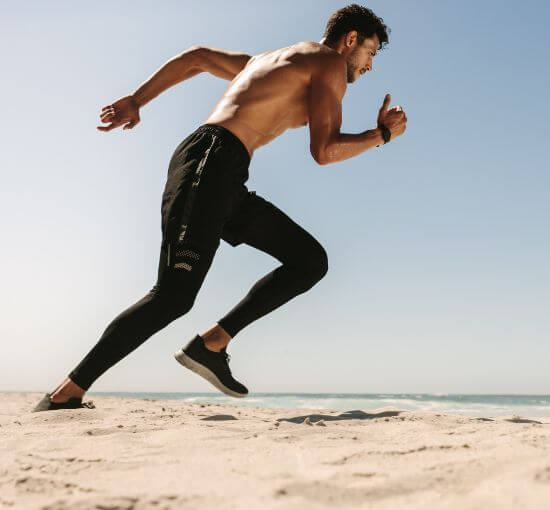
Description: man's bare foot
xmin=200 ymin=323 xmax=232 ymax=352
xmin=49 ymin=378 xmax=86 ymax=403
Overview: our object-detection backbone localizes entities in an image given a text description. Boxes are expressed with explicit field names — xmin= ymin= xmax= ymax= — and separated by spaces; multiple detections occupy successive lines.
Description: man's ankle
xmin=50 ymin=379 xmax=86 ymax=402
xmin=203 ymin=337 xmax=229 ymax=352
xmin=50 ymin=391 xmax=81 ymax=403
xmin=201 ymin=323 xmax=232 ymax=352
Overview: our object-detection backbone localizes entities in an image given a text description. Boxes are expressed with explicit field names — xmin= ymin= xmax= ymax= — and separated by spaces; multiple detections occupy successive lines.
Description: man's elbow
xmin=311 ymin=146 xmax=329 ymax=166
xmin=177 ymin=45 xmax=204 ymax=67
xmin=178 ymin=45 xmax=202 ymax=58
xmin=311 ymin=133 xmax=340 ymax=165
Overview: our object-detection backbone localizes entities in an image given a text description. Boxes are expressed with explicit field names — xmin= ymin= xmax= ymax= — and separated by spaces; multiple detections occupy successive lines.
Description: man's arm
xmin=308 ymin=55 xmax=407 ymax=165
xmin=97 ymin=45 xmax=203 ymax=131
xmin=309 ymin=55 xmax=384 ymax=165
xmin=131 ymin=45 xmax=204 ymax=108
xmin=97 ymin=45 xmax=251 ymax=131
xmin=132 ymin=45 xmax=251 ymax=105
xmin=194 ymin=46 xmax=252 ymax=81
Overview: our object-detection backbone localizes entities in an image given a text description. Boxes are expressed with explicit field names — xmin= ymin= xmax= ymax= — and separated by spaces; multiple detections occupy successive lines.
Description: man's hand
xmin=377 ymin=93 xmax=407 ymax=139
xmin=97 ymin=95 xmax=140 ymax=132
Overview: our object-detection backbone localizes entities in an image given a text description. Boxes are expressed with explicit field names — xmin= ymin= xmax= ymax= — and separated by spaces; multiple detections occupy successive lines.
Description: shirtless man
xmin=33 ymin=4 xmax=406 ymax=411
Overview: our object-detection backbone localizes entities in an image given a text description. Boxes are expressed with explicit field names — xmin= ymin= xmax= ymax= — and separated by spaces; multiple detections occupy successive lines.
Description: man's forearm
xmin=323 ymin=128 xmax=385 ymax=165
xmin=131 ymin=46 xmax=203 ymax=108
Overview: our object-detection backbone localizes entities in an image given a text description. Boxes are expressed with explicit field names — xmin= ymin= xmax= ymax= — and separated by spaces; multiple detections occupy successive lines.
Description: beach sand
xmin=1 ymin=393 xmax=550 ymax=509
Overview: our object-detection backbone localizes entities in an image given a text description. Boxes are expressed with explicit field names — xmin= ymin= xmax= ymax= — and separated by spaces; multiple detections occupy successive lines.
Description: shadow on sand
xmin=277 ymin=409 xmax=402 ymax=424
xmin=200 ymin=414 xmax=238 ymax=421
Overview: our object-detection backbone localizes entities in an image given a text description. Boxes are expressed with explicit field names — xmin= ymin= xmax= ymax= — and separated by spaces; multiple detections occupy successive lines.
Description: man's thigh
xmin=153 ymin=237 xmax=219 ymax=300
xmin=221 ymin=191 xmax=326 ymax=264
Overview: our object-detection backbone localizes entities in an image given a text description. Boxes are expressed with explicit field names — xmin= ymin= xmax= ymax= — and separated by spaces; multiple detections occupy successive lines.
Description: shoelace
xmin=220 ymin=350 xmax=232 ymax=374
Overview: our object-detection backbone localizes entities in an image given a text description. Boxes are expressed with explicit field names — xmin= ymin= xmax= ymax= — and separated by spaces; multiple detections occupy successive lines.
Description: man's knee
xmin=173 ymin=297 xmax=195 ymax=318
xmin=312 ymin=244 xmax=329 ymax=280
xmin=153 ymin=286 xmax=196 ymax=320
xmin=300 ymin=243 xmax=329 ymax=289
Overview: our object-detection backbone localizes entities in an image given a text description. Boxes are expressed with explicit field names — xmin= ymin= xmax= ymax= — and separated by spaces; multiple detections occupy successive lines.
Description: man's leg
xmin=214 ymin=191 xmax=329 ymax=345
xmin=48 ymin=125 xmax=240 ymax=404
xmin=170 ymin=191 xmax=327 ymax=397
xmin=49 ymin=239 xmax=220 ymax=402
xmin=197 ymin=323 xmax=232 ymax=352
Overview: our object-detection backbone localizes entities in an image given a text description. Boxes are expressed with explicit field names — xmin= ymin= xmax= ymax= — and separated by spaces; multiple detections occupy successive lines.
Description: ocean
xmin=85 ymin=392 xmax=550 ymax=418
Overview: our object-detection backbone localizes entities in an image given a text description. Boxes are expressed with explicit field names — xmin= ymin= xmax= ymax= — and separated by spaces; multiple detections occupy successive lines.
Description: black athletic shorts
xmin=159 ymin=123 xmax=268 ymax=279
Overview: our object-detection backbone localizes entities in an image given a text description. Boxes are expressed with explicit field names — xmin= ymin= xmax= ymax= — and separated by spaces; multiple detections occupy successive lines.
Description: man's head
xmin=320 ymin=4 xmax=390 ymax=83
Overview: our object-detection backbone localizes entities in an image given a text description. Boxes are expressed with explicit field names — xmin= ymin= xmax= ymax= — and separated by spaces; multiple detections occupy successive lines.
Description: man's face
xmin=344 ymin=32 xmax=380 ymax=84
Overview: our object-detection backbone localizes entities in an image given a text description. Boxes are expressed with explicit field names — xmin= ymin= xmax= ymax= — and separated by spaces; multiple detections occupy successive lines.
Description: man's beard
xmin=346 ymin=49 xmax=360 ymax=83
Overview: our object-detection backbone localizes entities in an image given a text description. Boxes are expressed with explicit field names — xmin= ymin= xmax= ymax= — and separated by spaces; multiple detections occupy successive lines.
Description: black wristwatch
xmin=379 ymin=123 xmax=391 ymax=144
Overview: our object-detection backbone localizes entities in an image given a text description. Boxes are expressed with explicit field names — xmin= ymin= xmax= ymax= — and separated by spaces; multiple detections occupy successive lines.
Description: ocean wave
xmin=88 ymin=392 xmax=550 ymax=417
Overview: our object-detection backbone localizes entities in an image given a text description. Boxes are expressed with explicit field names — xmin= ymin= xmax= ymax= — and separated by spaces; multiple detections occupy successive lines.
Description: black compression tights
xmin=68 ymin=196 xmax=328 ymax=391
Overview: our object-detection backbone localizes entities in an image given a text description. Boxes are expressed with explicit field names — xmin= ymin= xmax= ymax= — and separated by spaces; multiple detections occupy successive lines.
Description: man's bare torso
xmin=204 ymin=41 xmax=338 ymax=159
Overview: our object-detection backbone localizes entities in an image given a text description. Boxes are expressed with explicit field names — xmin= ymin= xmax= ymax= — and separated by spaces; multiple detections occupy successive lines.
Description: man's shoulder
xmin=293 ymin=41 xmax=341 ymax=58
xmin=250 ymin=42 xmax=341 ymax=66
xmin=285 ymin=41 xmax=345 ymax=76
xmin=301 ymin=42 xmax=344 ymax=67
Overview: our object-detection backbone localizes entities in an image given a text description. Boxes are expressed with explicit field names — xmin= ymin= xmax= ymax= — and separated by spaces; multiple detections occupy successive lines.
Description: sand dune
xmin=1 ymin=393 xmax=550 ymax=509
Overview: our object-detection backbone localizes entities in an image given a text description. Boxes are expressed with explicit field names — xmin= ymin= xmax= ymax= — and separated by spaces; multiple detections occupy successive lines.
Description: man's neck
xmin=318 ymin=37 xmax=340 ymax=53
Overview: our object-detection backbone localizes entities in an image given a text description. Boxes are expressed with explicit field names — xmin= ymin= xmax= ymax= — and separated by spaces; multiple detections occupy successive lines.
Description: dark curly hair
xmin=322 ymin=4 xmax=390 ymax=50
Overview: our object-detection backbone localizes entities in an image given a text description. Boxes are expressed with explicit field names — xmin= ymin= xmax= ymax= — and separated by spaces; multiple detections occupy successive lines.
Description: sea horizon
xmin=8 ymin=391 xmax=550 ymax=418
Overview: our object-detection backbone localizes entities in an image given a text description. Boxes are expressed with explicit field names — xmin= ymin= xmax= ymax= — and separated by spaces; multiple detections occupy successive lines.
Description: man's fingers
xmin=381 ymin=93 xmax=391 ymax=110
xmin=378 ymin=94 xmax=391 ymax=123
xmin=97 ymin=117 xmax=138 ymax=131
xmin=96 ymin=123 xmax=118 ymax=132
xmin=122 ymin=119 xmax=139 ymax=130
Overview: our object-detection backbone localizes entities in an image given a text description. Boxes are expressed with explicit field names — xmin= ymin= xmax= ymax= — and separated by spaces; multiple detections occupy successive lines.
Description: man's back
xmin=205 ymin=41 xmax=337 ymax=159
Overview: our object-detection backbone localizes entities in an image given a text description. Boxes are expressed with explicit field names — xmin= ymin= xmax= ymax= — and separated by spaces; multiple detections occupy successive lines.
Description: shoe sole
xmin=174 ymin=350 xmax=247 ymax=399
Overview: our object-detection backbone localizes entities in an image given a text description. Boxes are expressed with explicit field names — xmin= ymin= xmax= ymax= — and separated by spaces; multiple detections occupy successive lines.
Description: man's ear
xmin=345 ymin=30 xmax=359 ymax=48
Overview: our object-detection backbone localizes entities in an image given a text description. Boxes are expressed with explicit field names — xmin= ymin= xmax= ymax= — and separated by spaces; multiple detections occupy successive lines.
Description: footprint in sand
xmin=15 ymin=476 xmax=94 ymax=495
xmin=41 ymin=494 xmax=198 ymax=509
xmin=84 ymin=426 xmax=134 ymax=436
xmin=534 ymin=466 xmax=550 ymax=483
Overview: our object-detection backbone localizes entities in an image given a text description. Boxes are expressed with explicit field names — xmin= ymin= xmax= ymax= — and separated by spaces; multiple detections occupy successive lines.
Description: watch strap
xmin=379 ymin=123 xmax=391 ymax=144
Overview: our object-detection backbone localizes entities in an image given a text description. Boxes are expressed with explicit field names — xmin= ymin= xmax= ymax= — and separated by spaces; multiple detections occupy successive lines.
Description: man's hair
xmin=322 ymin=4 xmax=390 ymax=50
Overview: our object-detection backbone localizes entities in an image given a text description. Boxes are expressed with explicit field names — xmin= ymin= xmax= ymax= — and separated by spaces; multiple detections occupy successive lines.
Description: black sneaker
xmin=31 ymin=393 xmax=96 ymax=412
xmin=174 ymin=335 xmax=248 ymax=398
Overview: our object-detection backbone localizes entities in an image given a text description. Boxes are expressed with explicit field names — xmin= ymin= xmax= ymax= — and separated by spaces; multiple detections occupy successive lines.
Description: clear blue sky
xmin=1 ymin=1 xmax=549 ymax=394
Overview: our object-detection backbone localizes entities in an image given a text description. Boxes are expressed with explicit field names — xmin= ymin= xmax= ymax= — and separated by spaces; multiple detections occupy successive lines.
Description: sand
xmin=1 ymin=392 xmax=550 ymax=509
